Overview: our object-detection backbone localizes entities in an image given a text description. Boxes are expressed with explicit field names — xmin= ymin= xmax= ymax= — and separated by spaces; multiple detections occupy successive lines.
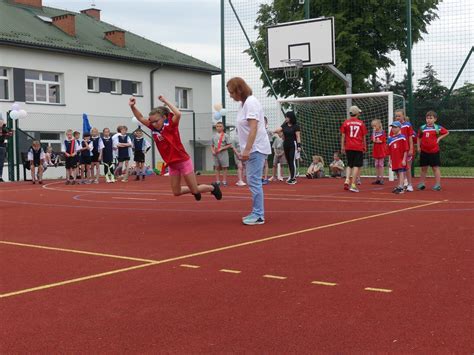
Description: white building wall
xmin=0 ymin=45 xmax=214 ymax=180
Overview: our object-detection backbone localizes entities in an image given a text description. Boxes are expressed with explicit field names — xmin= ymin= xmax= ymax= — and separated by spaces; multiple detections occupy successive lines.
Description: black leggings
xmin=284 ymin=141 xmax=297 ymax=180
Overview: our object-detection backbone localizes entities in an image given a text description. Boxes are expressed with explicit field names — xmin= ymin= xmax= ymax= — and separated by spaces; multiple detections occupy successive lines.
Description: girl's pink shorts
xmin=168 ymin=158 xmax=194 ymax=176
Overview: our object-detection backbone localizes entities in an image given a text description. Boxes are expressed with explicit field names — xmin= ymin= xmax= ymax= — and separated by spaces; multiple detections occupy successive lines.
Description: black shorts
xmin=420 ymin=151 xmax=441 ymax=167
xmin=81 ymin=156 xmax=92 ymax=165
xmin=134 ymin=151 xmax=145 ymax=163
xmin=346 ymin=150 xmax=363 ymax=168
xmin=117 ymin=157 xmax=130 ymax=163
xmin=65 ymin=157 xmax=77 ymax=169
xmin=92 ymin=153 xmax=100 ymax=163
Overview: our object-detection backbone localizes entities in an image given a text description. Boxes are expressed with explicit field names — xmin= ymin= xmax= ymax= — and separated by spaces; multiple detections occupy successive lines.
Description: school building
xmin=0 ymin=0 xmax=219 ymax=181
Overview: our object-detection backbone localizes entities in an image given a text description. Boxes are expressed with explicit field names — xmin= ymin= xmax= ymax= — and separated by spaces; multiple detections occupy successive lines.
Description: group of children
xmin=27 ymin=125 xmax=151 ymax=185
xmin=341 ymin=106 xmax=449 ymax=194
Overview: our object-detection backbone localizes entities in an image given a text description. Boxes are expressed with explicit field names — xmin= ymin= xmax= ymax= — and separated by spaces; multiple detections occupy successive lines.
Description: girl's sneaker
xmin=394 ymin=187 xmax=405 ymax=194
xmin=406 ymin=184 xmax=414 ymax=192
xmin=349 ymin=184 xmax=359 ymax=193
xmin=236 ymin=180 xmax=246 ymax=186
xmin=432 ymin=185 xmax=441 ymax=191
xmin=356 ymin=177 xmax=362 ymax=185
xmin=416 ymin=183 xmax=426 ymax=190
xmin=242 ymin=215 xmax=265 ymax=225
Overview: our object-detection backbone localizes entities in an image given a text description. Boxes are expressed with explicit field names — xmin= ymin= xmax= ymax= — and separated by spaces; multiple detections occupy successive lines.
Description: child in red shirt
xmin=340 ymin=105 xmax=367 ymax=193
xmin=387 ymin=121 xmax=408 ymax=194
xmin=392 ymin=109 xmax=415 ymax=191
xmin=417 ymin=110 xmax=449 ymax=191
xmin=129 ymin=96 xmax=222 ymax=201
xmin=370 ymin=119 xmax=386 ymax=185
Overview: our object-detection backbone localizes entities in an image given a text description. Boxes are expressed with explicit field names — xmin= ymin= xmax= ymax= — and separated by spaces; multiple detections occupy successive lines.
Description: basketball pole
xmin=304 ymin=0 xmax=311 ymax=96
xmin=220 ymin=0 xmax=226 ymax=126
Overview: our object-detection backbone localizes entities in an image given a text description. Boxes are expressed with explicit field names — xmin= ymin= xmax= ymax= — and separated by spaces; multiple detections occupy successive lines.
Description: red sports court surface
xmin=0 ymin=176 xmax=473 ymax=353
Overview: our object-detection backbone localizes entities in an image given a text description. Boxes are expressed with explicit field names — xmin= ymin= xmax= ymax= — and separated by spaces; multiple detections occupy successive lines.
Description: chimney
xmin=12 ymin=0 xmax=42 ymax=8
xmin=52 ymin=14 xmax=76 ymax=37
xmin=80 ymin=8 xmax=101 ymax=21
xmin=104 ymin=30 xmax=125 ymax=48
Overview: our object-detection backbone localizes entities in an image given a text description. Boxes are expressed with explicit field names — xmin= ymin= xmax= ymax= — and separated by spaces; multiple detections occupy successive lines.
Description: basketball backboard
xmin=267 ymin=17 xmax=335 ymax=70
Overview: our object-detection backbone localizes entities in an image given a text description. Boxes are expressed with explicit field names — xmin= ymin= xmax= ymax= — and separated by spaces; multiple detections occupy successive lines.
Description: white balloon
xmin=9 ymin=110 xmax=20 ymax=120
xmin=18 ymin=110 xmax=27 ymax=119
xmin=213 ymin=102 xmax=223 ymax=112
xmin=220 ymin=108 xmax=227 ymax=116
xmin=11 ymin=103 xmax=20 ymax=111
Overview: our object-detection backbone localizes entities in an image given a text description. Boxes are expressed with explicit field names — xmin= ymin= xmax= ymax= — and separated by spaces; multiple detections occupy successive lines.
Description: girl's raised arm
xmin=159 ymin=95 xmax=182 ymax=124
xmin=129 ymin=97 xmax=149 ymax=126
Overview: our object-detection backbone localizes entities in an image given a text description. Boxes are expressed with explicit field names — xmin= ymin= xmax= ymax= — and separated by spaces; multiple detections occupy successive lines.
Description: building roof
xmin=0 ymin=0 xmax=221 ymax=74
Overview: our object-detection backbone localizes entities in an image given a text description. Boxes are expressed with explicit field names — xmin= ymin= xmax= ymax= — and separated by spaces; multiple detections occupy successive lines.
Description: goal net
xmin=278 ymin=92 xmax=405 ymax=180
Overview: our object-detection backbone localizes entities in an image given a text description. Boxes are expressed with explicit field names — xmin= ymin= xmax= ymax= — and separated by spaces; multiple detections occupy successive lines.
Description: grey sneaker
xmin=242 ymin=215 xmax=265 ymax=225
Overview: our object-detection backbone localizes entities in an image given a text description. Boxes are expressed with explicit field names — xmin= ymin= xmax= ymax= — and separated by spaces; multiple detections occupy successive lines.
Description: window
xmin=132 ymin=81 xmax=142 ymax=96
xmin=25 ymin=70 xmax=62 ymax=104
xmin=87 ymin=77 xmax=98 ymax=92
xmin=39 ymin=132 xmax=62 ymax=153
xmin=0 ymin=67 xmax=11 ymax=101
xmin=175 ymin=87 xmax=191 ymax=109
xmin=110 ymin=79 xmax=121 ymax=94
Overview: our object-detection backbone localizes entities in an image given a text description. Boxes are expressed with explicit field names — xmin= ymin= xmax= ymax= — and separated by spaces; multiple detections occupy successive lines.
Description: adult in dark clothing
xmin=0 ymin=119 xmax=13 ymax=182
xmin=273 ymin=111 xmax=301 ymax=184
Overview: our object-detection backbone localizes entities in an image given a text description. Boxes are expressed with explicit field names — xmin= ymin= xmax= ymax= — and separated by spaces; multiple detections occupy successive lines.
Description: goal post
xmin=278 ymin=92 xmax=405 ymax=181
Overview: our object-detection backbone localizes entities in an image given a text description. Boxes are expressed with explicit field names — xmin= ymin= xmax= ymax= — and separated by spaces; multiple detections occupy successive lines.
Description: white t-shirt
xmin=236 ymin=95 xmax=271 ymax=155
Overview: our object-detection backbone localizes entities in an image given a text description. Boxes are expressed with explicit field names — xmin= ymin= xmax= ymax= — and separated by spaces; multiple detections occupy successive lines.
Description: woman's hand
xmin=241 ymin=149 xmax=250 ymax=161
xmin=129 ymin=97 xmax=136 ymax=107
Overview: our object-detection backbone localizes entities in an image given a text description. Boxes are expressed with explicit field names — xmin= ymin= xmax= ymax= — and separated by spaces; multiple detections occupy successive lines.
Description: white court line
xmin=112 ymin=197 xmax=157 ymax=201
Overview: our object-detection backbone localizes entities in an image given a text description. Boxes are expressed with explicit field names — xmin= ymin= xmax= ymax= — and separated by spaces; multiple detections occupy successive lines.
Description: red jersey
xmin=418 ymin=124 xmax=448 ymax=153
xmin=388 ymin=134 xmax=408 ymax=170
xmin=146 ymin=114 xmax=190 ymax=164
xmin=340 ymin=118 xmax=367 ymax=152
xmin=390 ymin=121 xmax=414 ymax=148
xmin=371 ymin=129 xmax=387 ymax=158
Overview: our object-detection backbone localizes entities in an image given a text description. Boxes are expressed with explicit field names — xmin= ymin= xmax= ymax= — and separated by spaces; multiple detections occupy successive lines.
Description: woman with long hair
xmin=274 ymin=111 xmax=301 ymax=184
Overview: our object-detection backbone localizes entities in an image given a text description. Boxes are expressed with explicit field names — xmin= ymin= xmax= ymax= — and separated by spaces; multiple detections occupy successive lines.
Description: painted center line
xmin=112 ymin=197 xmax=157 ymax=201
xmin=364 ymin=287 xmax=393 ymax=293
xmin=263 ymin=274 xmax=287 ymax=280
xmin=311 ymin=280 xmax=338 ymax=286
xmin=219 ymin=269 xmax=242 ymax=274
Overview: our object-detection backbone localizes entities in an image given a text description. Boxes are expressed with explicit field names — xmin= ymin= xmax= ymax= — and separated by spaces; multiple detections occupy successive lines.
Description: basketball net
xmin=281 ymin=59 xmax=303 ymax=80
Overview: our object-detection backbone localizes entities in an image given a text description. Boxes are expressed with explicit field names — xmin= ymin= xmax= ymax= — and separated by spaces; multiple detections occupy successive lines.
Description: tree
xmin=249 ymin=0 xmax=441 ymax=98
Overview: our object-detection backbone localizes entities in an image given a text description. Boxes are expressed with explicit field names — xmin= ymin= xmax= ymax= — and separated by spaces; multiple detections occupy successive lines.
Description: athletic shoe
xmin=262 ymin=179 xmax=269 ymax=185
xmin=406 ymin=185 xmax=414 ymax=192
xmin=0 ymin=178 xmax=3 ymax=182
xmin=432 ymin=185 xmax=441 ymax=191
xmin=135 ymin=176 xmax=140 ymax=181
xmin=242 ymin=215 xmax=265 ymax=225
xmin=268 ymin=176 xmax=275 ymax=182
xmin=417 ymin=183 xmax=426 ymax=191
xmin=71 ymin=180 xmax=76 ymax=185
xmin=344 ymin=182 xmax=350 ymax=190
xmin=356 ymin=177 xmax=362 ymax=185
xmin=193 ymin=192 xmax=202 ymax=201
xmin=394 ymin=187 xmax=405 ymax=194
xmin=306 ymin=173 xmax=313 ymax=179
xmin=287 ymin=179 xmax=297 ymax=185
xmin=93 ymin=179 xmax=99 ymax=184
xmin=349 ymin=185 xmax=359 ymax=193
xmin=379 ymin=180 xmax=384 ymax=185
xmin=278 ymin=177 xmax=284 ymax=182
xmin=211 ymin=182 xmax=222 ymax=200
xmin=32 ymin=181 xmax=36 ymax=185
xmin=222 ymin=181 xmax=228 ymax=187
xmin=38 ymin=180 xmax=43 ymax=185
xmin=242 ymin=214 xmax=253 ymax=221
xmin=392 ymin=186 xmax=400 ymax=193
xmin=142 ymin=175 xmax=145 ymax=180
xmin=371 ymin=180 xmax=380 ymax=185
xmin=65 ymin=180 xmax=70 ymax=185
xmin=236 ymin=180 xmax=246 ymax=186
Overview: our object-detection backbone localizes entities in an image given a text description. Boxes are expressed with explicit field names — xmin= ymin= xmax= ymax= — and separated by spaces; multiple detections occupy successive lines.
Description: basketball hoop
xmin=281 ymin=59 xmax=303 ymax=80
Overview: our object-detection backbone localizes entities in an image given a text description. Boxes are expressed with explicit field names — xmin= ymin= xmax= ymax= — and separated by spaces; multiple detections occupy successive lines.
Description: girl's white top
xmin=235 ymin=95 xmax=271 ymax=155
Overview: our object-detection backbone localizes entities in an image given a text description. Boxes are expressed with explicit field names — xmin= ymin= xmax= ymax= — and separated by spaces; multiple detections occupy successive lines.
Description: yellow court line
xmin=311 ymin=281 xmax=338 ymax=286
xmin=263 ymin=274 xmax=287 ymax=280
xmin=364 ymin=287 xmax=393 ymax=293
xmin=219 ymin=269 xmax=242 ymax=274
xmin=180 ymin=264 xmax=200 ymax=269
xmin=0 ymin=241 xmax=158 ymax=263
xmin=0 ymin=262 xmax=154 ymax=299
xmin=1 ymin=200 xmax=441 ymax=299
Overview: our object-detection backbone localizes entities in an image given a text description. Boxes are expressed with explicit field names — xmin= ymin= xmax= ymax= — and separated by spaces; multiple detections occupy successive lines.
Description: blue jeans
xmin=245 ymin=151 xmax=267 ymax=218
